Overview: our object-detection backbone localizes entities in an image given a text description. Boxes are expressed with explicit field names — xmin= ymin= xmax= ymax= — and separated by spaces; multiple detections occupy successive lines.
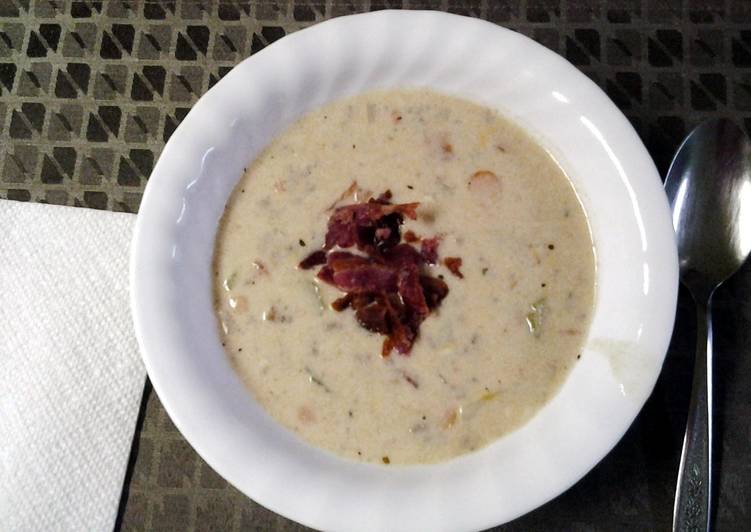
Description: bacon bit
xmin=381 ymin=337 xmax=393 ymax=358
xmin=331 ymin=293 xmax=352 ymax=311
xmin=355 ymin=298 xmax=390 ymax=334
xmin=331 ymin=262 xmax=398 ymax=293
xmin=441 ymin=141 xmax=453 ymax=157
xmin=298 ymin=250 xmax=327 ymax=270
xmin=419 ymin=275 xmax=449 ymax=309
xmin=382 ymin=243 xmax=423 ymax=268
xmin=300 ymin=191 xmax=457 ymax=357
xmin=404 ymin=230 xmax=420 ymax=243
xmin=326 ymin=180 xmax=359 ymax=211
xmin=420 ymin=236 xmax=440 ymax=265
xmin=444 ymin=257 xmax=464 ymax=278
xmin=377 ymin=189 xmax=393 ymax=202
xmin=398 ymin=265 xmax=429 ymax=318
xmin=324 ymin=201 xmax=419 ymax=251
xmin=391 ymin=110 xmax=403 ymax=123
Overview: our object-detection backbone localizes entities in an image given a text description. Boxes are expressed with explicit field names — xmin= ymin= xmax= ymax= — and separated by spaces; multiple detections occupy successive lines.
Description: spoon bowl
xmin=665 ymin=119 xmax=751 ymax=300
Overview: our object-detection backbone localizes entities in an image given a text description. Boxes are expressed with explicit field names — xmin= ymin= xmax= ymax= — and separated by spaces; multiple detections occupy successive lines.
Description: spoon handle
xmin=673 ymin=300 xmax=713 ymax=532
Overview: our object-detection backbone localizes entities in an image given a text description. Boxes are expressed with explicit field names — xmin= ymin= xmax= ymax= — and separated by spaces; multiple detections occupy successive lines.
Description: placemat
xmin=1 ymin=1 xmax=749 ymax=530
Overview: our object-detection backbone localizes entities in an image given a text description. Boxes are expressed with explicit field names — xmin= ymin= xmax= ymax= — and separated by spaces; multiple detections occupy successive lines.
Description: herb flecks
xmin=403 ymin=372 xmax=419 ymax=389
xmin=305 ymin=367 xmax=332 ymax=393
xmin=481 ymin=391 xmax=498 ymax=401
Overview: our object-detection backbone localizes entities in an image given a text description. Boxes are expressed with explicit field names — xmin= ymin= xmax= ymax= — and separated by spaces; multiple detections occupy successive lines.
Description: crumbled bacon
xmin=298 ymin=190 xmax=459 ymax=356
xmin=329 ymin=263 xmax=397 ymax=294
xmin=420 ymin=237 xmax=440 ymax=265
xmin=298 ymin=250 xmax=327 ymax=270
xmin=444 ymin=257 xmax=464 ymax=278
xmin=403 ymin=230 xmax=420 ymax=243
xmin=382 ymin=243 xmax=423 ymax=269
xmin=324 ymin=200 xmax=418 ymax=252
xmin=355 ymin=297 xmax=390 ymax=334
xmin=420 ymin=275 xmax=450 ymax=309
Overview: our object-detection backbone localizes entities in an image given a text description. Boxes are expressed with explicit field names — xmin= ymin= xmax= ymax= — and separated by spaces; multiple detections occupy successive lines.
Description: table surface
xmin=1 ymin=1 xmax=749 ymax=530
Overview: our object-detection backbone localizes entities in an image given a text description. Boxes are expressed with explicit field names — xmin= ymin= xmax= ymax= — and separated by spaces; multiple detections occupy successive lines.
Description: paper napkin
xmin=0 ymin=199 xmax=145 ymax=531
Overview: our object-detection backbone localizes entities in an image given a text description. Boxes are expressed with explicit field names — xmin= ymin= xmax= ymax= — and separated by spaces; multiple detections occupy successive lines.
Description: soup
xmin=213 ymin=90 xmax=595 ymax=464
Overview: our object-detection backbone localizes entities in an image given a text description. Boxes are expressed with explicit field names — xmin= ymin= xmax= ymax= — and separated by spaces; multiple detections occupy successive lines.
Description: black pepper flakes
xmin=382 ymin=456 xmax=390 ymax=464
xmin=548 ymin=244 xmax=555 ymax=250
xmin=299 ymin=239 xmax=306 ymax=247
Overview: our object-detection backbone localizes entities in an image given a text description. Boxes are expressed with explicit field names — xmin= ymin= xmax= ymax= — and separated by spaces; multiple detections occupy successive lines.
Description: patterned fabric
xmin=1 ymin=1 xmax=749 ymax=530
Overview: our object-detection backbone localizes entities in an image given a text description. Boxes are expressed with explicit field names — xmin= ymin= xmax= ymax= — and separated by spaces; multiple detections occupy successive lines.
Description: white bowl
xmin=131 ymin=11 xmax=678 ymax=532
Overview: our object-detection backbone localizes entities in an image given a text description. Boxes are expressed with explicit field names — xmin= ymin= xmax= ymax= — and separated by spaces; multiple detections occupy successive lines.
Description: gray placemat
xmin=1 ymin=1 xmax=749 ymax=530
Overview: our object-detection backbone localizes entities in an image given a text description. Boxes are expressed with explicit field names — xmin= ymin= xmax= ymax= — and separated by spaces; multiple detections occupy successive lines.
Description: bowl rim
xmin=131 ymin=10 xmax=678 ymax=532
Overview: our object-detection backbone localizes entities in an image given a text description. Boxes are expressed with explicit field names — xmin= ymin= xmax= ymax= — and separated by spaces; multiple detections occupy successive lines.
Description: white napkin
xmin=0 ymin=199 xmax=145 ymax=531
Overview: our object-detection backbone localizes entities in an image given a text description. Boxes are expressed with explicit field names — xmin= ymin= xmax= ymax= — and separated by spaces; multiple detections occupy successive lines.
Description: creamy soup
xmin=213 ymin=90 xmax=595 ymax=464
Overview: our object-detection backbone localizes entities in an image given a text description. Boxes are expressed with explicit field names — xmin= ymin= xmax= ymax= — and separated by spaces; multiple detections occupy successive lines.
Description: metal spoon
xmin=664 ymin=119 xmax=751 ymax=531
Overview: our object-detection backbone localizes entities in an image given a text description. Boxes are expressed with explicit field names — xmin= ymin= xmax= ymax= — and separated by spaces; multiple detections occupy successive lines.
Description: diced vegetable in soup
xmin=213 ymin=89 xmax=596 ymax=464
